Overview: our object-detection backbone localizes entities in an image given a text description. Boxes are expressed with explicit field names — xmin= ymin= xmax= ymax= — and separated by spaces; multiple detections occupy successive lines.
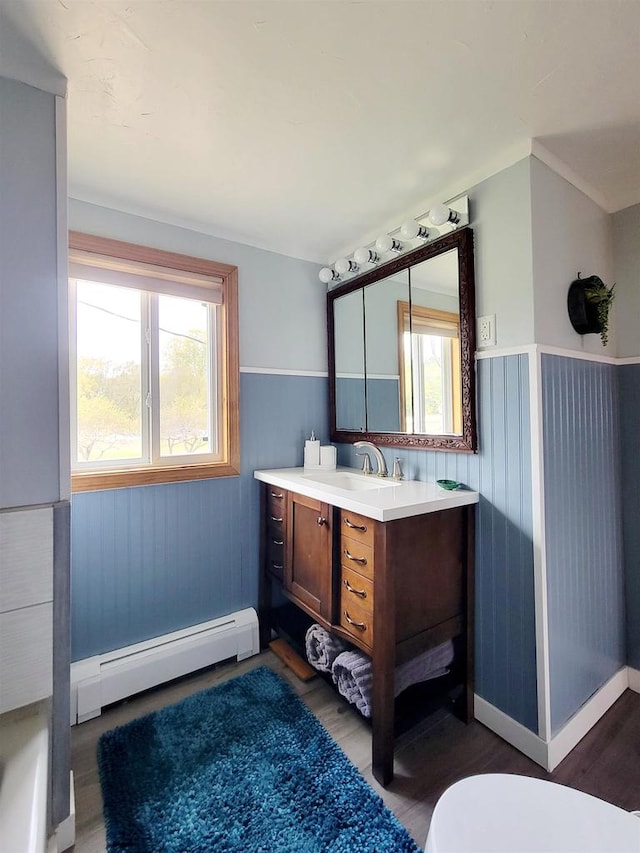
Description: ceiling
xmin=1 ymin=1 xmax=639 ymax=263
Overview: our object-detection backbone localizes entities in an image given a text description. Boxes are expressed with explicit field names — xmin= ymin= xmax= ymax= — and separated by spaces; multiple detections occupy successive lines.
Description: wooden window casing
xmin=69 ymin=232 xmax=239 ymax=493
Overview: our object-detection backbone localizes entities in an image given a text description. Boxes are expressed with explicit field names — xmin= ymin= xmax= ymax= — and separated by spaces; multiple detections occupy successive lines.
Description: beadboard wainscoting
xmin=620 ymin=363 xmax=640 ymax=670
xmin=541 ymin=354 xmax=625 ymax=734
xmin=71 ymin=370 xmax=328 ymax=661
xmin=70 ymin=348 xmax=636 ymax=775
xmin=337 ymin=351 xmax=538 ymax=733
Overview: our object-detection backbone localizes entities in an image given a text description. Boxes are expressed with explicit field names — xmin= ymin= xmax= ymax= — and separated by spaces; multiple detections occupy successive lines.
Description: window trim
xmin=69 ymin=231 xmax=240 ymax=493
xmin=396 ymin=301 xmax=462 ymax=435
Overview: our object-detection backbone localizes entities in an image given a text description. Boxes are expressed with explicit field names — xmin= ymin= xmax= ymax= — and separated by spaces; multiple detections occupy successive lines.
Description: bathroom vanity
xmin=255 ymin=466 xmax=478 ymax=785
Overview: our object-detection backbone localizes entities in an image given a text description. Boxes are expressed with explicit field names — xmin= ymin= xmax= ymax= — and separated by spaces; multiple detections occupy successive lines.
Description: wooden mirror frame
xmin=327 ymin=226 xmax=477 ymax=452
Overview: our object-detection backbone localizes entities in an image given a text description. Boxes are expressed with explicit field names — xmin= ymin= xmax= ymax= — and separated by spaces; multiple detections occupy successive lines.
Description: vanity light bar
xmin=319 ymin=194 xmax=469 ymax=286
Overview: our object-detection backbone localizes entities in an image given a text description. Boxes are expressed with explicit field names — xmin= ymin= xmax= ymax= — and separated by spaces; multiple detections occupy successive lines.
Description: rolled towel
xmin=332 ymin=650 xmax=373 ymax=717
xmin=332 ymin=640 xmax=455 ymax=718
xmin=305 ymin=623 xmax=351 ymax=673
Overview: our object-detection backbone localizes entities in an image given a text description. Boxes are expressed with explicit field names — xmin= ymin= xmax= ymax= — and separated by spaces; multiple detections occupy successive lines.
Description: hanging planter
xmin=567 ymin=274 xmax=615 ymax=346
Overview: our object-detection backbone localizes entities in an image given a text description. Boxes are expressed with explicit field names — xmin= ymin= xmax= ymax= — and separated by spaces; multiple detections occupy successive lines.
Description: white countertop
xmin=254 ymin=466 xmax=479 ymax=522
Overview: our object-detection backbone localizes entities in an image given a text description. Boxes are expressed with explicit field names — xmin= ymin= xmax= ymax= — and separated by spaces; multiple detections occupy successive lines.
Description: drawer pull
xmin=344 ymin=517 xmax=367 ymax=532
xmin=344 ymin=579 xmax=367 ymax=599
xmin=270 ymin=515 xmax=283 ymax=523
xmin=343 ymin=611 xmax=367 ymax=631
xmin=270 ymin=491 xmax=284 ymax=499
xmin=344 ymin=549 xmax=367 ymax=565
xmin=272 ymin=539 xmax=284 ymax=546
xmin=271 ymin=562 xmax=284 ymax=571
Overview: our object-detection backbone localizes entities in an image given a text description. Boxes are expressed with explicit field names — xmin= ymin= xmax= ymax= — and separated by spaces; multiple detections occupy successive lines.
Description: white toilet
xmin=425 ymin=773 xmax=640 ymax=853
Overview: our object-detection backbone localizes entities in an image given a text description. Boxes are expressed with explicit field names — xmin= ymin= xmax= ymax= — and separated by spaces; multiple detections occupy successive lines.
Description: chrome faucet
xmin=353 ymin=440 xmax=388 ymax=478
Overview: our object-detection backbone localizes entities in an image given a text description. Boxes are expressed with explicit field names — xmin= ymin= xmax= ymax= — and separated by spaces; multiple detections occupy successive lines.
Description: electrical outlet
xmin=478 ymin=314 xmax=496 ymax=347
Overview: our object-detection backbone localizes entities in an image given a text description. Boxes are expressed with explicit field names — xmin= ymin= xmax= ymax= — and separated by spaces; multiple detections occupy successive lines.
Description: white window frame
xmin=69 ymin=232 xmax=239 ymax=492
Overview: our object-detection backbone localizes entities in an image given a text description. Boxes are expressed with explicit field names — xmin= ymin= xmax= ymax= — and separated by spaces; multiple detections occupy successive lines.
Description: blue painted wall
xmin=620 ymin=363 xmax=640 ymax=669
xmin=542 ymin=355 xmax=625 ymax=732
xmin=0 ymin=77 xmax=61 ymax=508
xmin=339 ymin=353 xmax=538 ymax=732
xmin=71 ymin=371 xmax=328 ymax=659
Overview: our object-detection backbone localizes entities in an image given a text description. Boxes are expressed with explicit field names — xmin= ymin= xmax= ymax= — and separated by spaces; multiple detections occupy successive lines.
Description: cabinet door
xmin=286 ymin=492 xmax=332 ymax=620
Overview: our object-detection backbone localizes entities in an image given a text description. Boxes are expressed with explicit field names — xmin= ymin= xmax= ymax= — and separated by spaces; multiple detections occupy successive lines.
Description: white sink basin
xmin=302 ymin=471 xmax=399 ymax=491
xmin=255 ymin=467 xmax=479 ymax=522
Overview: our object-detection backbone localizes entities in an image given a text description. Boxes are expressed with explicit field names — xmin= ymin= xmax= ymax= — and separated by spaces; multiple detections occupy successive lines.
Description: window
xmin=397 ymin=302 xmax=462 ymax=435
xmin=69 ymin=232 xmax=239 ymax=492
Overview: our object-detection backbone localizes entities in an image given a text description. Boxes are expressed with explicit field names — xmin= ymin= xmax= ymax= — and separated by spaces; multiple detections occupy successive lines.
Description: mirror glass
xmin=400 ymin=249 xmax=461 ymax=435
xmin=328 ymin=228 xmax=476 ymax=452
xmin=364 ymin=270 xmax=409 ymax=432
xmin=334 ymin=289 xmax=365 ymax=431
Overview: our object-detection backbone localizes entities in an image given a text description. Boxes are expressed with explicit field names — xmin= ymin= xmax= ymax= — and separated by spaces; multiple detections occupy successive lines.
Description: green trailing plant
xmin=584 ymin=278 xmax=615 ymax=346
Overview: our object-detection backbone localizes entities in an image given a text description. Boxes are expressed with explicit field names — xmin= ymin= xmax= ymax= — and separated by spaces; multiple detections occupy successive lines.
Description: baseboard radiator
xmin=70 ymin=608 xmax=259 ymax=725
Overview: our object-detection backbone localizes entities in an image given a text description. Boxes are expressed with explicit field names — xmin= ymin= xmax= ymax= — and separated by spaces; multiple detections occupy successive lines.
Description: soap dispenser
xmin=304 ymin=431 xmax=320 ymax=468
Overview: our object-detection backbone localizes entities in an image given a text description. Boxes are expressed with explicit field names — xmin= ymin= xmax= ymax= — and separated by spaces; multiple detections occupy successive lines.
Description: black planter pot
xmin=567 ymin=276 xmax=603 ymax=336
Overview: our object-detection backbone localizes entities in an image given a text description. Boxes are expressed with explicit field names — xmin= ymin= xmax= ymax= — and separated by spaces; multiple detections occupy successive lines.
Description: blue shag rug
xmin=98 ymin=666 xmax=421 ymax=852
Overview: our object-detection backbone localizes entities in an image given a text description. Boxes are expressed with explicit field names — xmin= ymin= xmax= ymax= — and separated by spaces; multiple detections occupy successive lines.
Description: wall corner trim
xmin=628 ymin=667 xmax=640 ymax=694
xmin=476 ymin=666 xmax=631 ymax=773
xmin=474 ymin=694 xmax=548 ymax=767
xmin=529 ymin=347 xmax=552 ymax=741
xmin=546 ymin=667 xmax=629 ymax=771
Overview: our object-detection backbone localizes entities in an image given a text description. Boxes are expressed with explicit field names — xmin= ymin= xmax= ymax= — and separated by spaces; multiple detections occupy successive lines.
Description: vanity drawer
xmin=340 ymin=597 xmax=373 ymax=648
xmin=266 ymin=489 xmax=287 ymax=537
xmin=266 ymin=537 xmax=285 ymax=582
xmin=340 ymin=510 xmax=374 ymax=548
xmin=266 ymin=487 xmax=287 ymax=522
xmin=341 ymin=566 xmax=374 ymax=612
xmin=341 ymin=535 xmax=374 ymax=580
xmin=263 ymin=486 xmax=287 ymax=581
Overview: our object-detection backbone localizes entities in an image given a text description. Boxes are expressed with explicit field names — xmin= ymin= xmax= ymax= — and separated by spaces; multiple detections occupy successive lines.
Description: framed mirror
xmin=328 ymin=227 xmax=476 ymax=451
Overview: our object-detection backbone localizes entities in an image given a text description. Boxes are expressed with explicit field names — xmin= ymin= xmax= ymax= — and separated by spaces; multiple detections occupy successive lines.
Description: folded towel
xmin=395 ymin=640 xmax=454 ymax=697
xmin=305 ymin=623 xmax=351 ymax=673
xmin=331 ymin=640 xmax=455 ymax=718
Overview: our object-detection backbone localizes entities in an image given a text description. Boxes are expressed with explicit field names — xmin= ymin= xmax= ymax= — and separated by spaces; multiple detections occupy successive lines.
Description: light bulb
xmin=319 ymin=267 xmax=339 ymax=284
xmin=375 ymin=234 xmax=403 ymax=253
xmin=353 ymin=247 xmax=379 ymax=266
xmin=428 ymin=204 xmax=460 ymax=226
xmin=335 ymin=258 xmax=358 ymax=275
xmin=400 ymin=220 xmax=430 ymax=240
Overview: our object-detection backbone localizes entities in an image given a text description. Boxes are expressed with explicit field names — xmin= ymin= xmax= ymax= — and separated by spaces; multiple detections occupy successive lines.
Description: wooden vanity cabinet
xmin=286 ymin=491 xmax=333 ymax=622
xmin=264 ymin=486 xmax=287 ymax=584
xmin=259 ymin=486 xmax=334 ymax=636
xmin=339 ymin=509 xmax=375 ymax=649
xmin=258 ymin=482 xmax=474 ymax=787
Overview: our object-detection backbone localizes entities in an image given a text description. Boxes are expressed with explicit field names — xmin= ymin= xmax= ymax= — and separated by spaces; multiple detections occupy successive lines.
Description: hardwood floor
xmin=70 ymin=651 xmax=640 ymax=851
